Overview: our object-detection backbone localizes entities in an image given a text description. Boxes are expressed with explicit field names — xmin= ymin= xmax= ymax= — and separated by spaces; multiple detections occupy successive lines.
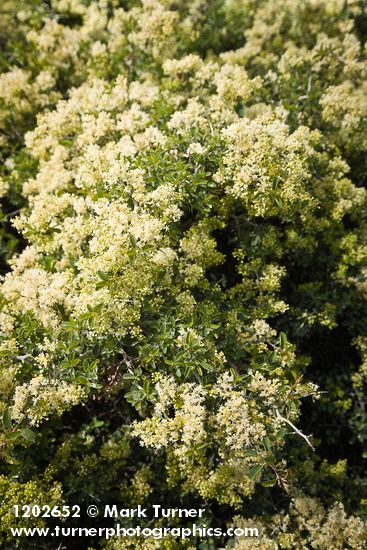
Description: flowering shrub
xmin=0 ymin=0 xmax=367 ymax=548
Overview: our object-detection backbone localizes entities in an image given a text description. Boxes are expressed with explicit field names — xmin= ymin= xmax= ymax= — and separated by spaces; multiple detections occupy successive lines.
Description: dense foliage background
xmin=0 ymin=0 xmax=367 ymax=548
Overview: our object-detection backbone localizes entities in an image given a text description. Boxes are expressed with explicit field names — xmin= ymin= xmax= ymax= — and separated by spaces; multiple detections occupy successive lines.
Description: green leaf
xmin=20 ymin=428 xmax=36 ymax=443
xmin=248 ymin=464 xmax=263 ymax=480
xmin=89 ymin=382 xmax=103 ymax=389
xmin=2 ymin=408 xmax=12 ymax=429
xmin=243 ymin=449 xmax=259 ymax=458
xmin=279 ymin=332 xmax=287 ymax=348
xmin=122 ymin=372 xmax=135 ymax=380
xmin=97 ymin=270 xmax=108 ymax=281
xmin=75 ymin=375 xmax=89 ymax=385
xmin=261 ymin=478 xmax=276 ymax=487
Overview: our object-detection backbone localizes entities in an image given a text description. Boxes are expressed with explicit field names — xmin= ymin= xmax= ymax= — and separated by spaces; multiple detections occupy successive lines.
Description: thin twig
xmin=269 ymin=464 xmax=288 ymax=493
xmin=275 ymin=408 xmax=315 ymax=451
